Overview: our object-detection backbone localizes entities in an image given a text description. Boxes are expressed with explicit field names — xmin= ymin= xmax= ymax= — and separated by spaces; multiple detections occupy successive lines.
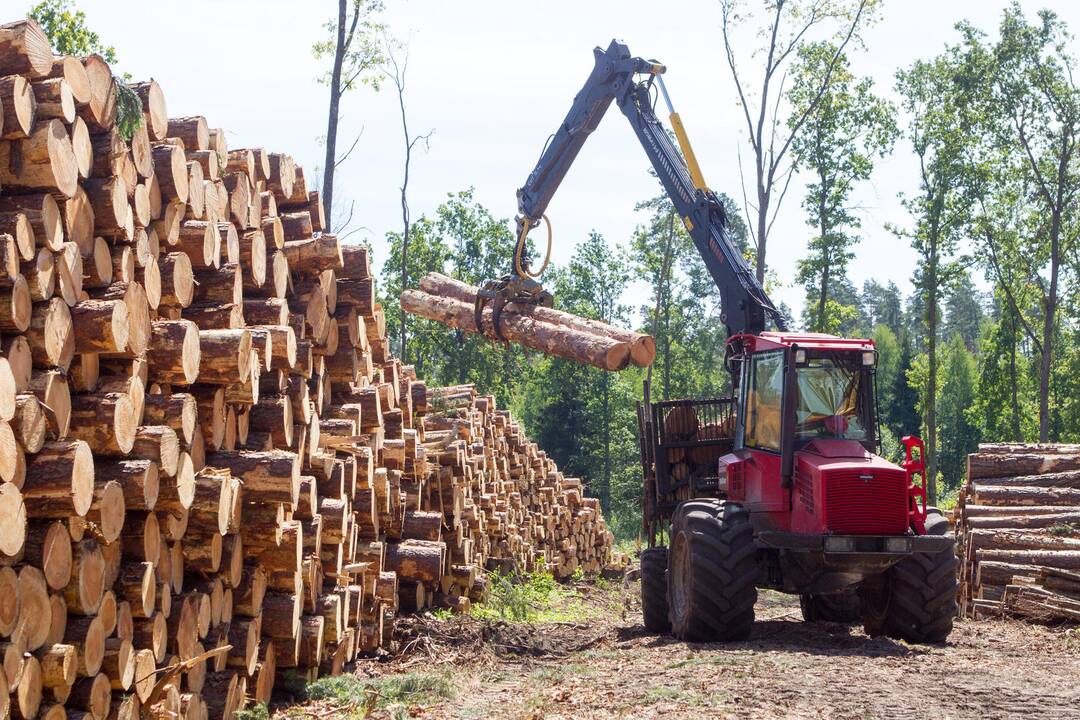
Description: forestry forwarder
xmin=478 ymin=40 xmax=958 ymax=643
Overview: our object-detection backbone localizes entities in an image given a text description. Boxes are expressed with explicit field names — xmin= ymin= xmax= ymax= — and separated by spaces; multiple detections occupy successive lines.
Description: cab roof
xmin=730 ymin=331 xmax=875 ymax=353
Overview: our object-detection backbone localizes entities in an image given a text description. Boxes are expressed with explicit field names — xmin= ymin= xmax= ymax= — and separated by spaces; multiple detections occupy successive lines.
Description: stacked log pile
xmin=400 ymin=272 xmax=656 ymax=371
xmin=955 ymin=443 xmax=1080 ymax=623
xmin=0 ymin=18 xmax=614 ymax=720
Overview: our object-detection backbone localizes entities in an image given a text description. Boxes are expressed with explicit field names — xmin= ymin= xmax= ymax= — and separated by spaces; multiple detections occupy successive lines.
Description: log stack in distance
xmin=956 ymin=443 xmax=1080 ymax=623
xmin=0 ymin=18 xmax=618 ymax=720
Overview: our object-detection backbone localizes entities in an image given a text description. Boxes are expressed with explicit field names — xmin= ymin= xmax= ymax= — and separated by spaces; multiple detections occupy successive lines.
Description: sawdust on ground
xmin=282 ymin=577 xmax=1080 ymax=720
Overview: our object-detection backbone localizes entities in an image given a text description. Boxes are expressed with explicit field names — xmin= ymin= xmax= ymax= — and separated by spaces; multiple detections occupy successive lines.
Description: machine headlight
xmin=885 ymin=537 xmax=912 ymax=553
xmin=824 ymin=537 xmax=856 ymax=553
xmin=862 ymin=350 xmax=876 ymax=367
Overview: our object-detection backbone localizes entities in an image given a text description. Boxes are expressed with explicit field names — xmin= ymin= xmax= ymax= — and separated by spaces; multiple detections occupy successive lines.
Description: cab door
xmin=732 ymin=350 xmax=790 ymax=515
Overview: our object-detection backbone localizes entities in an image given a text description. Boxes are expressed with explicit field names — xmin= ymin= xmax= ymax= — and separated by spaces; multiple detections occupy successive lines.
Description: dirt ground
xmin=281 ymin=578 xmax=1080 ymax=720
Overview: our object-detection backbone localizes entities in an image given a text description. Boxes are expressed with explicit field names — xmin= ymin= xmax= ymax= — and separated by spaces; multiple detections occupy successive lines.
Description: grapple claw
xmin=471 ymin=272 xmax=553 ymax=343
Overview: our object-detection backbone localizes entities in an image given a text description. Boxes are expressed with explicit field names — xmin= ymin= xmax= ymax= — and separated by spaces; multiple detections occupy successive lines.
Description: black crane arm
xmin=511 ymin=40 xmax=786 ymax=338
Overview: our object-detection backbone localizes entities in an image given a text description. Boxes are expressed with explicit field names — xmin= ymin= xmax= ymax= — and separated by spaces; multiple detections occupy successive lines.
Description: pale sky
xmin=25 ymin=0 xmax=1080 ymax=324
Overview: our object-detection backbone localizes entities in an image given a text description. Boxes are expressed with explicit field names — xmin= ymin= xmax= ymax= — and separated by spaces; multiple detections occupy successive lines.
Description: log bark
xmin=0 ymin=119 xmax=78 ymax=197
xmin=402 ymin=289 xmax=631 ymax=371
xmin=0 ymin=20 xmax=53 ymax=77
xmin=23 ymin=440 xmax=94 ymax=517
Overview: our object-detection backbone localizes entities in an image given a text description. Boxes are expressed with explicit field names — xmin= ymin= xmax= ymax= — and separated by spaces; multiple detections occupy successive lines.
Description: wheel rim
xmin=670 ymin=531 xmax=690 ymax=626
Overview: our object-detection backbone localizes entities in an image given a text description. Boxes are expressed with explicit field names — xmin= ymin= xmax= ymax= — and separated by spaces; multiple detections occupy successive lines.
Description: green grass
xmin=234 ymin=704 xmax=270 ymax=720
xmin=468 ymin=570 xmax=603 ymax=623
xmin=302 ymin=671 xmax=454 ymax=718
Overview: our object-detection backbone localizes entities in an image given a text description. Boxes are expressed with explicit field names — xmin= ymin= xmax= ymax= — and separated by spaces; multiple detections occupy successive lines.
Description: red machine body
xmin=717 ymin=331 xmax=930 ymax=540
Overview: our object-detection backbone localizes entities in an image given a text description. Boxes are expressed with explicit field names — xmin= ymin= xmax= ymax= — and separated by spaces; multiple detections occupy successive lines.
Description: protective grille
xmin=823 ymin=469 xmax=908 ymax=535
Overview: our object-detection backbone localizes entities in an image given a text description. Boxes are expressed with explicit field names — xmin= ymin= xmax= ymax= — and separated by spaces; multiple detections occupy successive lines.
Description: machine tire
xmin=861 ymin=508 xmax=958 ymax=643
xmin=800 ymin=589 xmax=861 ymax=623
xmin=667 ymin=500 xmax=758 ymax=642
xmin=640 ymin=547 xmax=671 ymax=634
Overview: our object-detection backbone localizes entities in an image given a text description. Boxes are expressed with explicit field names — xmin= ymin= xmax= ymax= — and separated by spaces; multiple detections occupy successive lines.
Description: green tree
xmin=870 ymin=324 xmax=901 ymax=457
xmin=788 ymin=42 xmax=897 ymax=332
xmin=719 ymin=0 xmax=879 ymax=283
xmin=972 ymin=292 xmax=1031 ymax=442
xmin=378 ymin=190 xmax=528 ymax=404
xmin=937 ymin=334 xmax=980 ymax=492
xmin=28 ymin=0 xmax=116 ymax=61
xmin=313 ymin=0 xmax=385 ymax=229
xmin=888 ymin=331 xmax=922 ymax=453
xmin=942 ymin=272 xmax=985 ymax=352
xmin=893 ymin=50 xmax=971 ymax=503
xmin=963 ymin=5 xmax=1080 ymax=442
xmin=861 ymin=280 xmax=903 ymax=336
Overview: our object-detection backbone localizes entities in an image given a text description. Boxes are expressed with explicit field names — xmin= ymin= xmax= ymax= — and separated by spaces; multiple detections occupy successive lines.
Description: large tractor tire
xmin=640 ymin=547 xmax=671 ymax=634
xmin=861 ymin=508 xmax=958 ymax=643
xmin=800 ymin=589 xmax=861 ymax=623
xmin=667 ymin=500 xmax=759 ymax=642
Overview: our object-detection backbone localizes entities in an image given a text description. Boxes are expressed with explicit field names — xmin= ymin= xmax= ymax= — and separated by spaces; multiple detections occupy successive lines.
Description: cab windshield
xmin=795 ymin=355 xmax=867 ymax=442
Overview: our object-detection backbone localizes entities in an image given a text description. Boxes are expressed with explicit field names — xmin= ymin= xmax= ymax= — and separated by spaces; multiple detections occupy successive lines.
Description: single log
xmin=68 ymin=672 xmax=110 ymax=719
xmin=167 ymin=116 xmax=208 ymax=151
xmin=385 ymin=540 xmax=444 ymax=585
xmin=82 ymin=237 xmax=112 ymax=290
xmin=965 ymin=512 xmax=1080 ymax=530
xmin=32 ymin=76 xmax=74 ymax=123
xmin=65 ymin=538 xmax=105 ymax=617
xmin=267 ymin=153 xmax=295 ymax=201
xmin=0 ymin=20 xmax=53 ymax=77
xmin=142 ymin=392 xmax=197 ymax=444
xmin=130 ymin=80 xmax=167 ymax=140
xmin=23 ymin=520 xmax=72 ymax=590
xmin=147 ymin=320 xmax=200 ymax=385
xmin=195 ymin=328 xmax=251 ymax=384
xmin=129 ymin=425 xmax=179 ymax=476
xmin=78 ymin=55 xmax=116 ymax=131
xmin=176 ymin=220 xmax=217 ymax=269
xmin=205 ymin=450 xmax=299 ymax=505
xmin=70 ymin=299 xmax=128 ymax=353
xmin=95 ymin=459 xmax=158 ymax=512
xmin=968 ymin=452 xmax=1080 ymax=481
xmin=36 ymin=642 xmax=77 ymax=689
xmin=0 ymin=73 xmax=36 ymax=140
xmin=28 ymin=368 xmax=70 ymax=438
xmin=15 ymin=654 xmax=41 ymax=719
xmin=87 ymin=479 xmax=125 ymax=543
xmin=157 ymin=251 xmax=194 ymax=308
xmin=0 ymin=118 xmax=78 ymax=197
xmin=0 ymin=192 xmax=61 ymax=250
xmin=23 ymin=440 xmax=94 ymax=517
xmin=101 ymin=637 xmax=134 ymax=691
xmin=67 ymin=392 xmax=136 ymax=455
xmin=261 ymin=591 xmax=300 ymax=640
xmin=150 ymin=142 xmax=188 ymax=203
xmin=402 ymin=510 xmax=443 ymax=542
xmin=0 ymin=274 xmax=31 ymax=333
xmin=971 ymin=484 xmax=1080 ymax=506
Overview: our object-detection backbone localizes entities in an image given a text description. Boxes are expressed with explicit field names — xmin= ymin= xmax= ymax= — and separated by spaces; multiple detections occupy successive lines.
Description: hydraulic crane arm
xmin=500 ymin=39 xmax=786 ymax=339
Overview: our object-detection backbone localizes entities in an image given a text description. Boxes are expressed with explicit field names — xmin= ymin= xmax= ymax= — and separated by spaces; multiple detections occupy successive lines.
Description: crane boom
xmin=512 ymin=39 xmax=785 ymax=337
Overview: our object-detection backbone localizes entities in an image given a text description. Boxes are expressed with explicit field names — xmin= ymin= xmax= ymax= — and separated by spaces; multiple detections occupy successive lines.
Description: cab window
xmin=744 ymin=351 xmax=783 ymax=452
xmin=794 ymin=355 xmax=868 ymax=442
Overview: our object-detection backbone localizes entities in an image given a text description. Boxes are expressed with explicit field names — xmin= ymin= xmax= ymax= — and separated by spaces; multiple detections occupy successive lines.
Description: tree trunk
xmin=321 ymin=0 xmax=348 ymax=228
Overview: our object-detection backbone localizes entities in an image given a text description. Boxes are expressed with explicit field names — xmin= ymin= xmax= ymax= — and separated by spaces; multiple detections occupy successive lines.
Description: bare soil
xmin=282 ymin=579 xmax=1080 ymax=720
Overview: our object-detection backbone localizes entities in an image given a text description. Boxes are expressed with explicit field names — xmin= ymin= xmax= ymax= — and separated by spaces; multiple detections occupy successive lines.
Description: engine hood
xmin=796 ymin=439 xmax=904 ymax=473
